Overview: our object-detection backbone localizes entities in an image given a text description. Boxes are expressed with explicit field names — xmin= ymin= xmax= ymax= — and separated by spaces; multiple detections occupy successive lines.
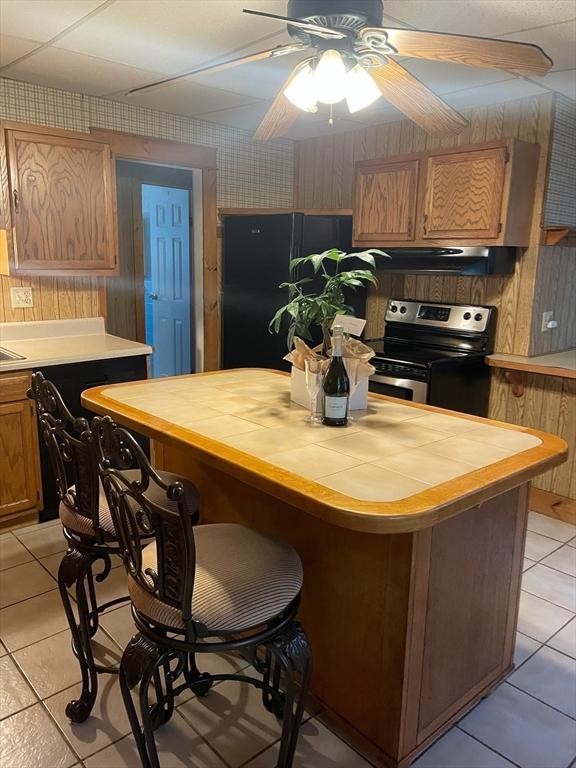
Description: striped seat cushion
xmin=60 ymin=471 xmax=200 ymax=540
xmin=128 ymin=524 xmax=303 ymax=634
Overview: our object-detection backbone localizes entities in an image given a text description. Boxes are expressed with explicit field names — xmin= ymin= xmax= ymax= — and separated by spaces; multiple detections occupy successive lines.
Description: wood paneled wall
xmin=294 ymin=93 xmax=555 ymax=356
xmin=0 ymin=274 xmax=103 ymax=323
xmin=294 ymin=93 xmax=575 ymax=498
xmin=490 ymin=371 xmax=575 ymax=499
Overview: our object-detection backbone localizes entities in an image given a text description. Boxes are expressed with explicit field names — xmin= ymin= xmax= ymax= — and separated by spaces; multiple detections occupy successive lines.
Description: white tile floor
xmin=0 ymin=511 xmax=574 ymax=768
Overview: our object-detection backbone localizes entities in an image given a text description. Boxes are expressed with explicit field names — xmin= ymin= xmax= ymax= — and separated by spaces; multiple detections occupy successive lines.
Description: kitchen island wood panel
xmin=82 ymin=370 xmax=567 ymax=768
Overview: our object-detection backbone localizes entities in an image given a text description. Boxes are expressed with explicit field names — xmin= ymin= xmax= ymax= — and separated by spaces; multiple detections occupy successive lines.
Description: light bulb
xmin=345 ymin=64 xmax=381 ymax=113
xmin=314 ymin=49 xmax=347 ymax=104
xmin=284 ymin=64 xmax=318 ymax=112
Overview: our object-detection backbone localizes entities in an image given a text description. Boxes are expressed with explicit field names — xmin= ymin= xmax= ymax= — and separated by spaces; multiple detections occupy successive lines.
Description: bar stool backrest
xmin=28 ymin=371 xmax=101 ymax=538
xmin=92 ymin=415 xmax=202 ymax=639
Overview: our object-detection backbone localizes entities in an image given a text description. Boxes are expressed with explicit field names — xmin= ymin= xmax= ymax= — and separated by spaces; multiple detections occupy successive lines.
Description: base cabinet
xmin=0 ymin=371 xmax=42 ymax=528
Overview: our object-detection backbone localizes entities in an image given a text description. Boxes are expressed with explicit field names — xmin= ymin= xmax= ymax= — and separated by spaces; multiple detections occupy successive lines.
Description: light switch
xmin=10 ymin=287 xmax=33 ymax=308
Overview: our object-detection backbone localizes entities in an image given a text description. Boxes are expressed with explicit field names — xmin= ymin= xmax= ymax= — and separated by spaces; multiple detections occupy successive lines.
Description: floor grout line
xmin=505 ymin=679 xmax=576 ymax=722
xmin=453 ymin=724 xmax=524 ymax=768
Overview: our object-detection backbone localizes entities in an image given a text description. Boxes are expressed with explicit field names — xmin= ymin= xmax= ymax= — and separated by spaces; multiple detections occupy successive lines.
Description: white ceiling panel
xmin=0 ymin=0 xmax=104 ymax=43
xmin=286 ymin=113 xmax=367 ymax=140
xmin=117 ymin=78 xmax=259 ymax=118
xmin=400 ymin=59 xmax=512 ymax=95
xmin=346 ymin=97 xmax=405 ymax=125
xmin=190 ymin=51 xmax=306 ymax=101
xmin=55 ymin=0 xmax=291 ymax=75
xmin=444 ymin=77 xmax=549 ymax=109
xmin=383 ymin=0 xmax=576 ymax=37
xmin=536 ymin=69 xmax=576 ymax=100
xmin=0 ymin=35 xmax=40 ymax=68
xmin=3 ymin=47 xmax=167 ymax=97
xmin=500 ymin=20 xmax=576 ymax=72
xmin=191 ymin=100 xmax=273 ymax=132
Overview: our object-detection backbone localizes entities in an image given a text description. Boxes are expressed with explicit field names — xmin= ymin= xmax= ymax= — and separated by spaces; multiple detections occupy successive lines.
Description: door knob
xmin=149 ymin=292 xmax=158 ymax=300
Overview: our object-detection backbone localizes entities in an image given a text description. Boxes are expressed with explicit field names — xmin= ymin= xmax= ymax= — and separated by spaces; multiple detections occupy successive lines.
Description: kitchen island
xmin=82 ymin=369 xmax=567 ymax=768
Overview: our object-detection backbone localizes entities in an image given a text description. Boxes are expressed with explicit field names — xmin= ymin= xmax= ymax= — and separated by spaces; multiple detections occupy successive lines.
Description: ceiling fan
xmin=128 ymin=0 xmax=553 ymax=140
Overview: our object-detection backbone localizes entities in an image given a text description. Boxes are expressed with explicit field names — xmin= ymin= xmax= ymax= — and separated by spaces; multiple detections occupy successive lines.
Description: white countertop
xmin=0 ymin=318 xmax=152 ymax=372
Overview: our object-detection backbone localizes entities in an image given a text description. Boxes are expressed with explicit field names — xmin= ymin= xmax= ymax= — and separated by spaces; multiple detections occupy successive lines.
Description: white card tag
xmin=332 ymin=314 xmax=366 ymax=337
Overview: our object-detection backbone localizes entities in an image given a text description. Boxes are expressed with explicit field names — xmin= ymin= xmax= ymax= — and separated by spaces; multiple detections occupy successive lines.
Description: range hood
xmin=373 ymin=246 xmax=516 ymax=275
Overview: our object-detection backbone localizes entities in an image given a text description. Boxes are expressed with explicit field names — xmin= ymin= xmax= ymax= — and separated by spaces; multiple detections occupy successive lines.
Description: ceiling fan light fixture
xmin=284 ymin=64 xmax=318 ymax=112
xmin=345 ymin=63 xmax=381 ymax=113
xmin=314 ymin=49 xmax=347 ymax=104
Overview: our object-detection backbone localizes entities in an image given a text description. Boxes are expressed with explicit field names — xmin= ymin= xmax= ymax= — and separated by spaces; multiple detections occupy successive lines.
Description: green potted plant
xmin=269 ymin=247 xmax=387 ymax=353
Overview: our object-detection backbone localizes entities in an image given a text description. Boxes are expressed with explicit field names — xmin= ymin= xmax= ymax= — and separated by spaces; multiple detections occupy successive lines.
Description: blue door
xmin=142 ymin=184 xmax=192 ymax=378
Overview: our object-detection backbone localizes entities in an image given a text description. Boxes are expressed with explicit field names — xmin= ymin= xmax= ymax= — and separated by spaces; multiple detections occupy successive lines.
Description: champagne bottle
xmin=322 ymin=325 xmax=349 ymax=427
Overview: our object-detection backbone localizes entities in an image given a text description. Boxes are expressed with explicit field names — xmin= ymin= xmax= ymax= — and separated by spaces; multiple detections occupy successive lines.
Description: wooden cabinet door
xmin=6 ymin=129 xmax=117 ymax=272
xmin=0 ymin=400 xmax=39 ymax=517
xmin=354 ymin=160 xmax=419 ymax=242
xmin=422 ymin=147 xmax=507 ymax=240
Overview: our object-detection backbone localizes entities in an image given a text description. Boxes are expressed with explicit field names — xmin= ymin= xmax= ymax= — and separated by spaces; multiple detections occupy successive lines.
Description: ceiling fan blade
xmin=370 ymin=58 xmax=468 ymax=136
xmin=126 ymin=43 xmax=307 ymax=95
xmin=254 ymin=64 xmax=304 ymax=141
xmin=363 ymin=27 xmax=553 ymax=76
xmin=243 ymin=8 xmax=346 ymax=40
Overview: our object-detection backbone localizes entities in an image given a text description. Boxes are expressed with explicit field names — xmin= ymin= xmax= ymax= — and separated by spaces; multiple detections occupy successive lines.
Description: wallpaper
xmin=0 ymin=77 xmax=294 ymax=208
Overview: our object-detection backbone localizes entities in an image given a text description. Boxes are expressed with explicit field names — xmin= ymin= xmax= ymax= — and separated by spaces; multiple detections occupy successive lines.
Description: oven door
xmin=369 ymin=374 xmax=428 ymax=403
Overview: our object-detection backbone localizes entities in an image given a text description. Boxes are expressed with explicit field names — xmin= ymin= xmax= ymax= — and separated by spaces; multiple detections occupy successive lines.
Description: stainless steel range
xmin=367 ymin=299 xmax=497 ymax=416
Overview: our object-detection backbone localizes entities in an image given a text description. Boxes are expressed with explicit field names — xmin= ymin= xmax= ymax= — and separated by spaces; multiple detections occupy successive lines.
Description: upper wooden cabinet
xmin=422 ymin=147 xmax=507 ymax=240
xmin=0 ymin=122 xmax=118 ymax=275
xmin=353 ymin=160 xmax=418 ymax=243
xmin=353 ymin=139 xmax=540 ymax=247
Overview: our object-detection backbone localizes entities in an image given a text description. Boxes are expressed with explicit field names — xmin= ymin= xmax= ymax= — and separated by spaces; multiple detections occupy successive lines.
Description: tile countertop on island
xmin=81 ymin=369 xmax=567 ymax=533
xmin=0 ymin=318 xmax=152 ymax=372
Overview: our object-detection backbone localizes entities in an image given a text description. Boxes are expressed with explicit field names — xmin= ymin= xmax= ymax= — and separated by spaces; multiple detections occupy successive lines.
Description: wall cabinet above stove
xmin=0 ymin=121 xmax=119 ymax=276
xmin=353 ymin=139 xmax=540 ymax=248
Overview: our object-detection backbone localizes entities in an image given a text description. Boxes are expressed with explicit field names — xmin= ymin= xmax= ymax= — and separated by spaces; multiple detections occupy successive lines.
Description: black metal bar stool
xmin=27 ymin=372 xmax=200 ymax=723
xmin=92 ymin=414 xmax=312 ymax=768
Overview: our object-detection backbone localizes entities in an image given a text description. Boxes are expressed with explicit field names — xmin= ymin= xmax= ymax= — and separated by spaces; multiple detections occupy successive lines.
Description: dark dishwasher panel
xmin=35 ymin=355 xmax=148 ymax=522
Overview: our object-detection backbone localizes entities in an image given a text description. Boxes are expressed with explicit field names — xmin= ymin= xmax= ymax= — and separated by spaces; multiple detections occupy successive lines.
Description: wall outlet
xmin=541 ymin=311 xmax=558 ymax=332
xmin=10 ymin=287 xmax=33 ymax=309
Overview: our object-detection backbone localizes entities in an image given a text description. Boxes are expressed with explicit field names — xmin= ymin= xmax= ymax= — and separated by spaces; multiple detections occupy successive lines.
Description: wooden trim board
xmin=88 ymin=127 xmax=219 ymax=372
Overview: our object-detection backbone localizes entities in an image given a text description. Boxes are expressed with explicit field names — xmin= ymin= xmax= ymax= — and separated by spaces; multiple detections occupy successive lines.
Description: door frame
xmin=90 ymin=128 xmax=218 ymax=371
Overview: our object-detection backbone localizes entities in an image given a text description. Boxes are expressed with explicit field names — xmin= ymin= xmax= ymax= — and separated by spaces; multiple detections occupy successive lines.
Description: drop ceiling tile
xmin=0 ymin=0 xmax=104 ymax=43
xmin=193 ymin=101 xmax=273 ymax=132
xmin=500 ymin=20 xmax=576 ymax=72
xmin=286 ymin=113 xmax=366 ymax=140
xmin=191 ymin=51 xmax=305 ymax=101
xmin=444 ymin=77 xmax=549 ymax=109
xmin=54 ymin=0 xmax=292 ymax=75
xmin=401 ymin=59 xmax=513 ymax=96
xmin=0 ymin=34 xmax=40 ymax=68
xmin=117 ymin=79 xmax=259 ymax=119
xmin=3 ymin=47 xmax=167 ymax=97
xmin=383 ymin=0 xmax=576 ymax=37
xmin=536 ymin=69 xmax=576 ymax=99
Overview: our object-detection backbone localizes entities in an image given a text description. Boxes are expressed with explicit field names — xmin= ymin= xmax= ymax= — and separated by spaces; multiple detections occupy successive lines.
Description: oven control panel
xmin=386 ymin=299 xmax=492 ymax=332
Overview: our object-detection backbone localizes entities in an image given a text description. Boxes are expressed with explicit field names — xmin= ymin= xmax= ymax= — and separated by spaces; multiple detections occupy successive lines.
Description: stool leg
xmin=267 ymin=621 xmax=312 ymax=768
xmin=58 ymin=548 xmax=99 ymax=722
xmin=120 ymin=633 xmax=166 ymax=768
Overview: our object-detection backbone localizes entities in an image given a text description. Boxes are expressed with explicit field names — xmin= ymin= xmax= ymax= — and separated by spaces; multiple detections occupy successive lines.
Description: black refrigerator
xmin=221 ymin=213 xmax=364 ymax=370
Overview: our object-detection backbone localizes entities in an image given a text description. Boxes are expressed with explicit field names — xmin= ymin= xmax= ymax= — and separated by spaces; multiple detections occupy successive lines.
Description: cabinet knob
xmin=13 ymin=189 xmax=20 ymax=214
xmin=423 ymin=213 xmax=428 ymax=235
xmin=149 ymin=292 xmax=158 ymax=300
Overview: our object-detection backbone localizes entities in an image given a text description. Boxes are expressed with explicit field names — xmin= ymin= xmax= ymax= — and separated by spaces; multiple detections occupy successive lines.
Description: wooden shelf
xmin=541 ymin=226 xmax=576 ymax=246
xmin=487 ymin=352 xmax=576 ymax=380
